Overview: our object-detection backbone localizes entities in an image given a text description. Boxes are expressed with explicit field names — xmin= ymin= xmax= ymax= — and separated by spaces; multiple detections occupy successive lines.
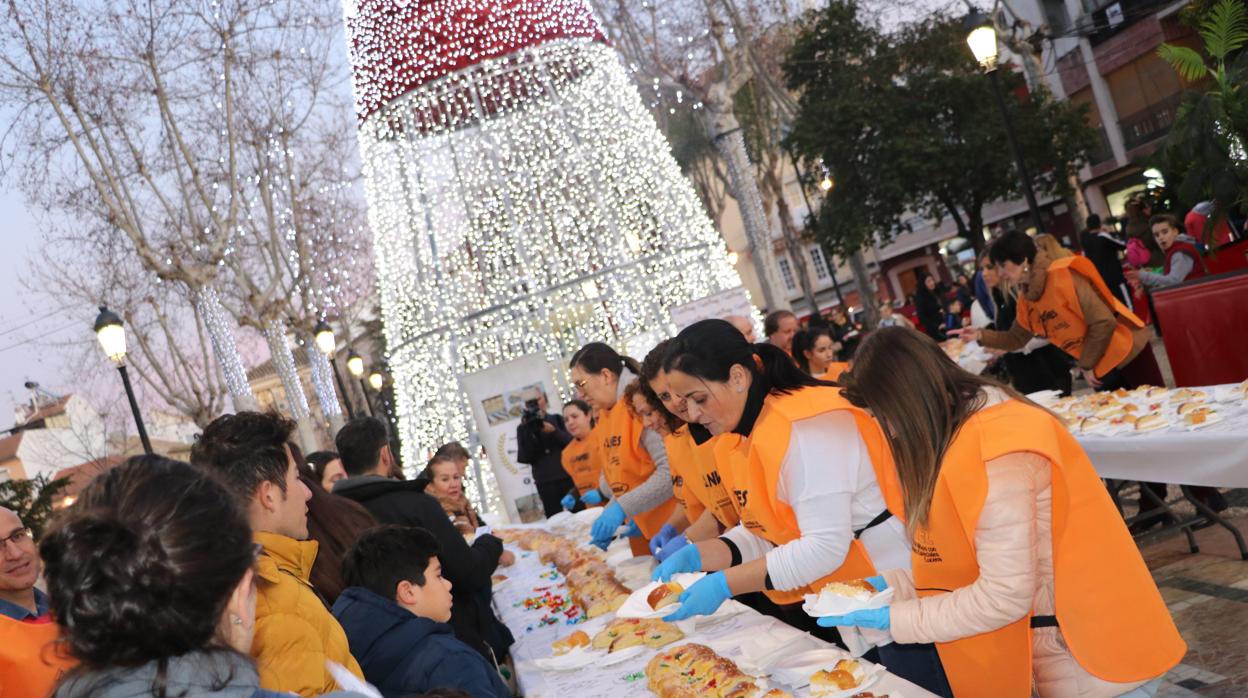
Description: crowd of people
xmin=5 ymin=215 xmax=1235 ymax=697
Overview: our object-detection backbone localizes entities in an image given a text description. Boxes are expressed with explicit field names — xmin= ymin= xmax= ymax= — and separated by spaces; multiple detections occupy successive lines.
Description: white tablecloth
xmin=493 ymin=539 xmax=936 ymax=698
xmin=1076 ymin=385 xmax=1248 ymax=488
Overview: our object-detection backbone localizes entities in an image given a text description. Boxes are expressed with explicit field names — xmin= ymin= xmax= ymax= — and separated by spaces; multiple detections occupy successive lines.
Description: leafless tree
xmin=1 ymin=0 xmax=368 ymax=425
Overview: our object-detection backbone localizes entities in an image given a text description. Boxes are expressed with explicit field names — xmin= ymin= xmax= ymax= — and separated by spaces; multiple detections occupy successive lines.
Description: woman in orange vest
xmin=632 ymin=340 xmax=743 ymax=563
xmin=558 ymin=399 xmax=604 ymax=511
xmin=822 ymin=328 xmax=1185 ymax=697
xmin=957 ymin=230 xmax=1170 ymax=528
xmin=957 ymin=229 xmax=1163 ymax=392
xmin=570 ymin=343 xmax=677 ymax=554
xmin=649 ymin=320 xmax=934 ymax=685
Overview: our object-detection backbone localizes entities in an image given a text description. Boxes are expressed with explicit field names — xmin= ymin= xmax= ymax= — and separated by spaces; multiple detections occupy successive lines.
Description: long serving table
xmin=1073 ymin=383 xmax=1248 ymax=559
xmin=492 ymin=534 xmax=936 ymax=698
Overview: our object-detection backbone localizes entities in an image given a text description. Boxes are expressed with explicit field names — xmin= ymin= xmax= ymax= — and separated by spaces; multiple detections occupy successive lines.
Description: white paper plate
xmin=531 ymin=644 xmax=646 ymax=672
xmin=802 ymin=587 xmax=893 ymax=618
xmin=616 ymin=573 xmax=705 ymax=618
xmin=767 ymin=648 xmax=855 ymax=688
xmin=1026 ymin=389 xmax=1063 ymax=407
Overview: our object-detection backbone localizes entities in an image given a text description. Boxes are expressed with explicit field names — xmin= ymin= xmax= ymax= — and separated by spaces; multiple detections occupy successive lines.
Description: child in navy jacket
xmin=332 ymin=525 xmax=512 ymax=698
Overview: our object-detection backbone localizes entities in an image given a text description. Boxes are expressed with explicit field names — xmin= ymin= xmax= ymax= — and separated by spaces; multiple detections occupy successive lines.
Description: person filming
xmin=515 ymin=390 xmax=578 ymax=518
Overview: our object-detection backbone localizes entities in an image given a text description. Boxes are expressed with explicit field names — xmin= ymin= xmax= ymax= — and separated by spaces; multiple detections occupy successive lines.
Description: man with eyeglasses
xmin=1 ymin=505 xmax=76 ymax=696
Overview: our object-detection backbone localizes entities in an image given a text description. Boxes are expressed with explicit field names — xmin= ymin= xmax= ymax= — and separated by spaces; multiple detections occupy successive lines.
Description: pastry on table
xmin=811 ymin=659 xmax=868 ymax=695
xmin=1093 ymin=403 xmax=1125 ymax=420
xmin=491 ymin=574 xmax=508 ymax=584
xmin=820 ymin=579 xmax=877 ymax=599
xmin=1176 ymin=400 xmax=1208 ymax=415
xmin=551 ymin=630 xmax=590 ymax=656
xmin=1134 ymin=414 xmax=1167 ymax=432
xmin=646 ymin=643 xmax=763 ymax=697
xmin=1182 ymin=407 xmax=1219 ymax=427
xmin=1144 ymin=386 xmax=1168 ymax=398
xmin=648 ymin=581 xmax=686 ymax=610
xmin=1077 ymin=416 xmax=1105 ymax=434
xmin=594 ymin=617 xmax=685 ymax=652
xmin=1170 ymin=388 xmax=1204 ymax=402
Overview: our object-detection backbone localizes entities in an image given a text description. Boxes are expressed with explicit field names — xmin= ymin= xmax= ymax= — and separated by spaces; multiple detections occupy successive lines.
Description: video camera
xmin=520 ymin=397 xmax=544 ymax=429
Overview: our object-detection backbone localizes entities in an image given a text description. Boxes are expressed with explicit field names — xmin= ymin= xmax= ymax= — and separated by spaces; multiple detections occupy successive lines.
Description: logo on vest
xmin=603 ymin=435 xmax=622 ymax=449
xmin=733 ymin=489 xmax=748 ymax=508
xmin=611 ymin=483 xmax=630 ymax=494
xmin=912 ymin=539 xmax=942 ymax=564
xmin=672 ymin=475 xmax=684 ymax=488
xmin=703 ymin=470 xmax=722 ymax=488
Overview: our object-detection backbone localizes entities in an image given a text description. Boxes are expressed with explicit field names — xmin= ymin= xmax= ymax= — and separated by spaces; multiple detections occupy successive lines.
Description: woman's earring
xmin=231 ymin=615 xmax=243 ymax=626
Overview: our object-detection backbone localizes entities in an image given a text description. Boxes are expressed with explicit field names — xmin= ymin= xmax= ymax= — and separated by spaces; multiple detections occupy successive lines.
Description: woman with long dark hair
xmin=914 ymin=274 xmax=947 ymax=340
xmin=569 ymin=342 xmax=676 ymax=554
xmin=636 ymin=339 xmax=741 ymax=563
xmin=823 ymin=328 xmax=1183 ymax=697
xmin=647 ymin=320 xmax=938 ymax=688
xmin=791 ymin=326 xmax=845 ymax=379
xmin=40 ymin=455 xmax=365 ymax=697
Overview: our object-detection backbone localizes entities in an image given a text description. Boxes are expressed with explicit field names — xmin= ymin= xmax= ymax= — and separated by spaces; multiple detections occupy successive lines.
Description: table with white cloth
xmin=1070 ymin=383 xmax=1248 ymax=558
xmin=492 ymin=528 xmax=936 ymax=698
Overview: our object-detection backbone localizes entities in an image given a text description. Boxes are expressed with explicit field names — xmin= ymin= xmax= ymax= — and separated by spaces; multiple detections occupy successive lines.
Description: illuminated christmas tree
xmin=344 ymin=0 xmax=743 ymax=485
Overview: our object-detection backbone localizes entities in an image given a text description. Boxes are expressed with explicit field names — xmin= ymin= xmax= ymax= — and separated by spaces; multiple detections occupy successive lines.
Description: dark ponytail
xmin=570 ymin=341 xmax=641 ymax=376
xmin=663 ymin=319 xmax=831 ymax=395
xmin=40 ymin=455 xmax=253 ymax=686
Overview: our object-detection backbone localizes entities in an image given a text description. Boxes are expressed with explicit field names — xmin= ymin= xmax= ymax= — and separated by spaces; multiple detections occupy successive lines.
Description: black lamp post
xmin=965 ymin=10 xmax=1045 ymax=234
xmin=93 ymin=306 xmax=152 ymax=454
xmin=314 ymin=319 xmax=356 ymax=420
xmin=346 ymin=349 xmax=375 ymax=417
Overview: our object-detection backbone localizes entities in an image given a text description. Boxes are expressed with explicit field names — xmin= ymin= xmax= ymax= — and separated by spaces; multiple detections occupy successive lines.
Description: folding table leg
xmin=1181 ymin=485 xmax=1248 ymax=561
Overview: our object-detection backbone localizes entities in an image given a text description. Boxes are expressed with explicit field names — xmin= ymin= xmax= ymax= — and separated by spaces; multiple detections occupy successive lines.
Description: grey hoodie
xmin=53 ymin=650 xmax=371 ymax=698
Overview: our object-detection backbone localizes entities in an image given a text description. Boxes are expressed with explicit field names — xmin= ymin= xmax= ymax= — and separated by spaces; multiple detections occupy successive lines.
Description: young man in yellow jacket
xmin=193 ymin=412 xmax=364 ymax=696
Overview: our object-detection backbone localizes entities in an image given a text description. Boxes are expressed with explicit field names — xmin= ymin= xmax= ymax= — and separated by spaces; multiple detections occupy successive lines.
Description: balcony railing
xmin=1119 ymin=93 xmax=1184 ymax=151
xmin=1085 ymin=0 xmax=1173 ymax=46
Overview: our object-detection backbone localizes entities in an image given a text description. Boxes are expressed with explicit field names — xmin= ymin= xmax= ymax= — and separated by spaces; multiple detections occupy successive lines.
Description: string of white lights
xmin=346 ymin=2 xmax=743 ymax=481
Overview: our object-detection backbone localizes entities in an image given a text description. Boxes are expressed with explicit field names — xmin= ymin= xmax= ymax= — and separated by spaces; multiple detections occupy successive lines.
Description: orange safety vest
xmin=663 ymin=429 xmax=698 ymax=519
xmin=0 ymin=614 xmax=75 ymax=698
xmin=714 ymin=386 xmax=903 ymax=605
xmin=665 ymin=428 xmax=741 ymax=530
xmin=560 ymin=435 xmax=600 ymax=497
xmin=597 ymin=398 xmax=677 ymax=538
xmin=1016 ymin=256 xmax=1144 ymax=378
xmin=819 ymin=362 xmax=849 ymax=382
xmin=901 ymin=399 xmax=1185 ymax=696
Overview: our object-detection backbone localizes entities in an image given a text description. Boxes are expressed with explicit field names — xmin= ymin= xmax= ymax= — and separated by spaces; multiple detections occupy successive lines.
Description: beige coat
xmin=883 ymin=398 xmax=1156 ymax=696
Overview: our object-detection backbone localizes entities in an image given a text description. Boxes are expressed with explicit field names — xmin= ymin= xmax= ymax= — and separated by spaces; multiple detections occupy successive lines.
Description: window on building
xmin=777 ymin=257 xmax=797 ymax=291
xmin=809 ymin=247 xmax=831 ymax=280
xmin=1042 ymin=0 xmax=1071 ymax=34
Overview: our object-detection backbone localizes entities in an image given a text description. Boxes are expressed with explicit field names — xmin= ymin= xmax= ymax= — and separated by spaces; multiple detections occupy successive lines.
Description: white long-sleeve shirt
xmin=721 ymin=411 xmax=910 ymax=591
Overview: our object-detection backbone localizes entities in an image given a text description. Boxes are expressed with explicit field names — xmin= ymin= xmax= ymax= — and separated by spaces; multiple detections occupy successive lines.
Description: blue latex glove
xmin=654 ymin=533 xmax=690 ymax=562
xmin=663 ymin=571 xmax=731 ymax=621
xmin=560 ymin=494 xmax=578 ymax=511
xmin=651 ymin=541 xmax=701 ymax=582
xmin=649 ymin=524 xmax=678 ymax=556
xmin=581 ymin=489 xmax=605 ymax=506
xmin=590 ymin=500 xmax=626 ymax=545
xmin=816 ymin=606 xmax=891 ymax=630
xmin=865 ymin=575 xmax=887 ymax=592
xmin=623 ymin=520 xmax=643 ymax=538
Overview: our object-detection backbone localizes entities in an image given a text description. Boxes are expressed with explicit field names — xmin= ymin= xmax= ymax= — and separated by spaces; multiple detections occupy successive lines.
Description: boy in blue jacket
xmin=332 ymin=525 xmax=513 ymax=698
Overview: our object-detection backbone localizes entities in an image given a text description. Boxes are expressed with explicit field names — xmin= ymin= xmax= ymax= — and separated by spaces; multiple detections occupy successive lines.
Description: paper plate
xmin=532 ymin=644 xmax=646 ymax=672
xmin=616 ymin=573 xmax=705 ymax=619
xmin=802 ymin=587 xmax=893 ymax=618
xmin=767 ymin=648 xmax=855 ymax=688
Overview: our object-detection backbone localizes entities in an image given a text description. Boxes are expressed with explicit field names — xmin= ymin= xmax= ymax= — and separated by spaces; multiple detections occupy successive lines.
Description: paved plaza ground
xmin=1144 ymin=502 xmax=1248 ymax=697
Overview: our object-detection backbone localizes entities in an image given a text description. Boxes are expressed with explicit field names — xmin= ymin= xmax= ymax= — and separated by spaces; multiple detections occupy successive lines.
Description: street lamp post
xmin=965 ymin=11 xmax=1046 ymax=235
xmin=346 ymin=350 xmax=375 ymax=417
xmin=315 ymin=319 xmax=357 ymax=420
xmin=93 ymin=306 xmax=152 ymax=455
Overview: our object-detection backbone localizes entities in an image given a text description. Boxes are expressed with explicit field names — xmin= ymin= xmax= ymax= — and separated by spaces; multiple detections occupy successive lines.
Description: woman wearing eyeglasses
xmin=570 ymin=342 xmax=677 ymax=554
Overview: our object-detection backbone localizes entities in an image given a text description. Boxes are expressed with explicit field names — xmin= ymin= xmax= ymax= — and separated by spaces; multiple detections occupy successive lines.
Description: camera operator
xmin=516 ymin=390 xmax=577 ymax=517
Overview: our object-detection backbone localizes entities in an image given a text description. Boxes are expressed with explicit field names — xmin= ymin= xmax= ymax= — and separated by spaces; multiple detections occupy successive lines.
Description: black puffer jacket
xmin=333 ymin=474 xmax=513 ymax=660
